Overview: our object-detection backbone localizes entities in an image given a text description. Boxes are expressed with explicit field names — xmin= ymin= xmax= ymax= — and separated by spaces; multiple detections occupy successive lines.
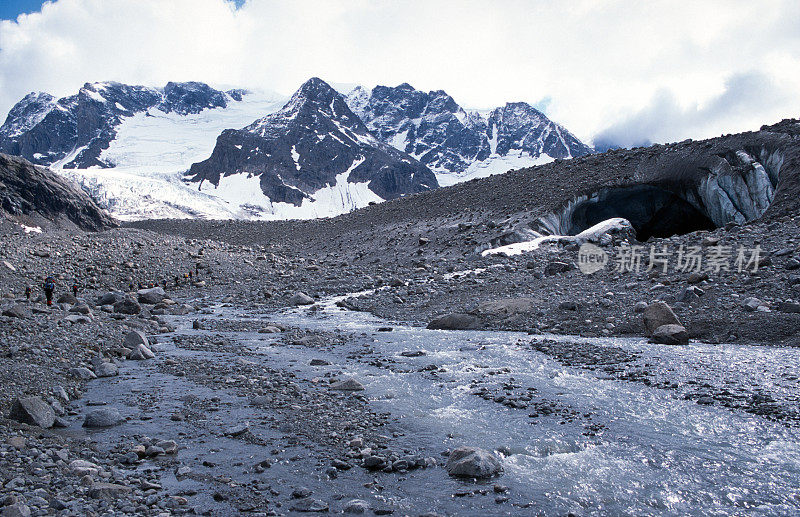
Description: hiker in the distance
xmin=72 ymin=281 xmax=79 ymax=297
xmin=25 ymin=286 xmax=31 ymax=300
xmin=43 ymin=276 xmax=56 ymax=306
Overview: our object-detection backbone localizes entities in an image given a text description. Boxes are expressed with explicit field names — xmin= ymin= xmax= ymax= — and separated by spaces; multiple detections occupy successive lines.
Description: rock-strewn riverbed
xmin=1 ymin=213 xmax=800 ymax=515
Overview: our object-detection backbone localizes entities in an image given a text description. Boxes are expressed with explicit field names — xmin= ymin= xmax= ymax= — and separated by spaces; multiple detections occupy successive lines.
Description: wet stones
xmin=124 ymin=331 xmax=154 ymax=359
xmin=8 ymin=396 xmax=55 ymax=428
xmin=83 ymin=407 xmax=123 ymax=428
xmin=225 ymin=422 xmax=250 ymax=437
xmin=445 ymin=446 xmax=503 ymax=479
xmin=289 ymin=292 xmax=315 ymax=306
xmin=290 ymin=498 xmax=329 ymax=513
xmin=330 ymin=378 xmax=365 ymax=391
xmin=642 ymin=301 xmax=682 ymax=335
xmin=128 ymin=344 xmax=155 ymax=360
xmin=93 ymin=361 xmax=118 ymax=378
xmin=343 ymin=499 xmax=370 ymax=514
xmin=650 ymin=324 xmax=689 ymax=345
xmin=426 ymin=313 xmax=480 ymax=330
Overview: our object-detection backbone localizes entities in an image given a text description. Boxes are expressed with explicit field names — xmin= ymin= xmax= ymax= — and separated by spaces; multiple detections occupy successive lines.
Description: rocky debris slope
xmin=0 ymin=81 xmax=242 ymax=168
xmin=0 ymin=153 xmax=115 ymax=230
xmin=186 ymin=77 xmax=438 ymax=205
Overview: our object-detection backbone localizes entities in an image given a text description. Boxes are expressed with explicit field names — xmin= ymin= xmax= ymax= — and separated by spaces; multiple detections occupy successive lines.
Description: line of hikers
xmin=25 ymin=265 xmax=208 ymax=306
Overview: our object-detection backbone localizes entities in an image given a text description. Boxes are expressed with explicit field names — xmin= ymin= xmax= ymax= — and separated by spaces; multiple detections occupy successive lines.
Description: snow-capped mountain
xmin=187 ymin=78 xmax=438 ymax=208
xmin=346 ymin=83 xmax=489 ymax=174
xmin=0 ymin=77 xmax=593 ymax=221
xmin=347 ymin=83 xmax=593 ymax=185
xmin=0 ymin=81 xmax=245 ymax=169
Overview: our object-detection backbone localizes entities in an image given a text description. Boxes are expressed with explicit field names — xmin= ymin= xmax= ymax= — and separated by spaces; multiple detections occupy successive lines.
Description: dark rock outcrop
xmin=0 ymin=153 xmax=115 ymax=230
xmin=186 ymin=78 xmax=438 ymax=205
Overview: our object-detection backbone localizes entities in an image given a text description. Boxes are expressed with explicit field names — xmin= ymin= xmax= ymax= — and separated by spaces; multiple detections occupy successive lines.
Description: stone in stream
xmin=2 ymin=304 xmax=31 ymax=319
xmin=94 ymin=361 xmax=118 ymax=378
xmin=137 ymin=287 xmax=165 ymax=304
xmin=426 ymin=313 xmax=480 ymax=330
xmin=128 ymin=343 xmax=155 ymax=360
xmin=310 ymin=359 xmax=330 ymax=366
xmin=650 ymin=324 xmax=689 ymax=345
xmin=83 ymin=408 xmax=123 ymax=428
xmin=226 ymin=422 xmax=250 ymax=437
xmin=292 ymin=487 xmax=313 ymax=498
xmin=400 ymin=350 xmax=426 ymax=357
xmin=289 ymin=292 xmax=315 ymax=306
xmin=642 ymin=301 xmax=681 ymax=335
xmin=330 ymin=378 xmax=365 ymax=391
xmin=8 ymin=396 xmax=55 ymax=428
xmin=445 ymin=446 xmax=503 ymax=479
xmin=290 ymin=498 xmax=329 ymax=512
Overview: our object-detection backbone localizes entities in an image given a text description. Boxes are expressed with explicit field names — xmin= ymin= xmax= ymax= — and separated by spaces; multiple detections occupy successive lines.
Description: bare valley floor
xmin=0 ymin=215 xmax=799 ymax=516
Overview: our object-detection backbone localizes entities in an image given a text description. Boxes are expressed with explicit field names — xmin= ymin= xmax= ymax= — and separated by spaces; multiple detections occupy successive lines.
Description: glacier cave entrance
xmin=567 ymin=185 xmax=717 ymax=241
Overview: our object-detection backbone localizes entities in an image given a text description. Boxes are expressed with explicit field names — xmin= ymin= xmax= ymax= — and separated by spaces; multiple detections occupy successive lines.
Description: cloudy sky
xmin=1 ymin=0 xmax=798 ymax=147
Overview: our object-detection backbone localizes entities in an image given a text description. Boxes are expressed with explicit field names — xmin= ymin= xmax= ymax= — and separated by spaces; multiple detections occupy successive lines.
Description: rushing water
xmin=78 ymin=292 xmax=800 ymax=515
xmin=259 ymin=295 xmax=800 ymax=516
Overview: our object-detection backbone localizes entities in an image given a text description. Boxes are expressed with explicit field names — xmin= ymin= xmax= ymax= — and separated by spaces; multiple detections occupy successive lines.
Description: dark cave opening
xmin=568 ymin=185 xmax=717 ymax=241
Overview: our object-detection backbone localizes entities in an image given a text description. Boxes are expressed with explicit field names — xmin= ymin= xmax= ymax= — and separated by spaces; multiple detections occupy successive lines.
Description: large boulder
xmin=128 ymin=344 xmax=155 ymax=360
xmin=137 ymin=287 xmax=165 ymax=305
xmin=642 ymin=302 xmax=681 ymax=335
xmin=289 ymin=292 xmax=314 ymax=306
xmin=427 ymin=313 xmax=480 ymax=330
xmin=113 ymin=297 xmax=141 ymax=315
xmin=96 ymin=292 xmax=124 ymax=306
xmin=8 ymin=396 xmax=55 ymax=428
xmin=445 ymin=446 xmax=503 ymax=479
xmin=650 ymin=324 xmax=689 ymax=345
xmin=57 ymin=293 xmax=78 ymax=304
xmin=123 ymin=330 xmax=149 ymax=348
xmin=2 ymin=304 xmax=31 ymax=319
xmin=83 ymin=408 xmax=123 ymax=428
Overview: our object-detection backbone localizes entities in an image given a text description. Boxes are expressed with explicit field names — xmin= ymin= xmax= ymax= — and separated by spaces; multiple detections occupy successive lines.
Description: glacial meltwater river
xmin=77 ymin=291 xmax=800 ymax=515
xmin=260 ymin=295 xmax=800 ymax=515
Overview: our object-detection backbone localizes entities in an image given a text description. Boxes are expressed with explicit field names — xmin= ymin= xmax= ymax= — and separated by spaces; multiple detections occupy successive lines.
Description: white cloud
xmin=1 ymin=0 xmax=799 ymax=146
